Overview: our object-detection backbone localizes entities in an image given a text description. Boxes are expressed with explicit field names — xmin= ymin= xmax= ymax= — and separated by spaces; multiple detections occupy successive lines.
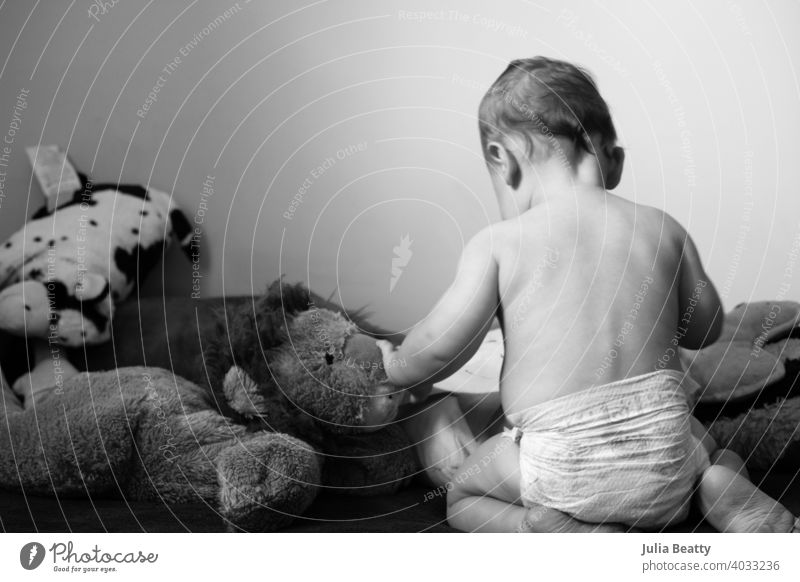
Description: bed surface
xmin=3 ymin=469 xmax=798 ymax=533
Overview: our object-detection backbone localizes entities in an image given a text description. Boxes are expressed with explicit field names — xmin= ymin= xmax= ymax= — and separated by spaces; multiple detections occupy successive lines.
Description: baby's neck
xmin=497 ymin=156 xmax=607 ymax=219
xmin=532 ymin=150 xmax=607 ymax=200
xmin=529 ymin=172 xmax=604 ymax=208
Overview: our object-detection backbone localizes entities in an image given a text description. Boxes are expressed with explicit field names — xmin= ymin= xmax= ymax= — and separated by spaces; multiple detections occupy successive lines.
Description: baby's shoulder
xmin=467 ymin=220 xmax=520 ymax=244
xmin=478 ymin=219 xmax=556 ymax=267
xmin=626 ymin=201 xmax=687 ymax=240
xmin=478 ymin=218 xmax=540 ymax=250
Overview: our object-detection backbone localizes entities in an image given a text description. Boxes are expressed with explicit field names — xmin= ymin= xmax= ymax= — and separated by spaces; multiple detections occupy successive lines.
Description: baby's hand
xmin=376 ymin=339 xmax=402 ymax=383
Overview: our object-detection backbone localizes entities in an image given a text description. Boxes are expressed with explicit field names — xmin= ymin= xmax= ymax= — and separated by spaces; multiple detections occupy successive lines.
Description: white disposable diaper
xmin=505 ymin=370 xmax=710 ymax=529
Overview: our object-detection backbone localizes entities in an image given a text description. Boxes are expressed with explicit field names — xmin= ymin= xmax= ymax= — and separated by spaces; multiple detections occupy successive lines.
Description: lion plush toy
xmin=0 ymin=281 xmax=415 ymax=531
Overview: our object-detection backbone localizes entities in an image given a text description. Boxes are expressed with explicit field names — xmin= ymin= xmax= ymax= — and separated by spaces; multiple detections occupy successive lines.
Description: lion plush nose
xmin=342 ymin=334 xmax=403 ymax=430
xmin=342 ymin=333 xmax=382 ymax=364
xmin=361 ymin=383 xmax=401 ymax=431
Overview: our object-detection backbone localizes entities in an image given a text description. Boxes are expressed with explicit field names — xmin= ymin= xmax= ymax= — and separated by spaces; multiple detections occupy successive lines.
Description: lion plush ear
xmin=222 ymin=366 xmax=269 ymax=417
xmin=264 ymin=279 xmax=310 ymax=316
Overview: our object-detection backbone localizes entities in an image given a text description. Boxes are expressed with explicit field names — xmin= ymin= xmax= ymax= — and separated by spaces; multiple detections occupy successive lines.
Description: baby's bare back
xmin=496 ymin=190 xmax=685 ymax=418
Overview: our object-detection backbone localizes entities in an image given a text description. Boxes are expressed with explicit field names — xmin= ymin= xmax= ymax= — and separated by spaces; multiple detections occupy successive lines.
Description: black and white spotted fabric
xmin=0 ymin=174 xmax=193 ymax=346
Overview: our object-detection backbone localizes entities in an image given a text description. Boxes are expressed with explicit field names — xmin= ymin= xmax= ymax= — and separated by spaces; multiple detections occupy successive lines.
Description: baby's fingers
xmin=462 ymin=436 xmax=479 ymax=456
xmin=375 ymin=339 xmax=395 ymax=357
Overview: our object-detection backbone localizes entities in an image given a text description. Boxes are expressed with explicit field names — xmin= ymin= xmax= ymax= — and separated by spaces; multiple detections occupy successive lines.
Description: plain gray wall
xmin=1 ymin=0 xmax=798 ymax=332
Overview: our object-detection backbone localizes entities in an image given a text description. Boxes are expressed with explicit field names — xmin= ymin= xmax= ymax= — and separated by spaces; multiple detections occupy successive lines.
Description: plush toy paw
xmin=11 ymin=341 xmax=79 ymax=408
xmin=216 ymin=432 xmax=321 ymax=532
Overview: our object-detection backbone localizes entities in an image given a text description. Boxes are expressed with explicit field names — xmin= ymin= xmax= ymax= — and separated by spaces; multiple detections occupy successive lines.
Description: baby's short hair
xmin=478 ymin=57 xmax=617 ymax=164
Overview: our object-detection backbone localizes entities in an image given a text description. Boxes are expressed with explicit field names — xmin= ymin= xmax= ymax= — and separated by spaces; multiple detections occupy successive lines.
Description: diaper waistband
xmin=506 ymin=369 xmax=691 ymax=432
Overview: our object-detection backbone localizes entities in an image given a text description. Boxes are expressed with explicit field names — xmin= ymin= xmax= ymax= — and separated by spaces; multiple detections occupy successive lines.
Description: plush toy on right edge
xmin=682 ymin=301 xmax=800 ymax=472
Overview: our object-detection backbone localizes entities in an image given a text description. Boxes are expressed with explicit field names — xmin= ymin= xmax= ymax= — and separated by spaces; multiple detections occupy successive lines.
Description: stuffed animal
xmin=706 ymin=395 xmax=800 ymax=473
xmin=198 ymin=280 xmax=415 ymax=494
xmin=0 ymin=172 xmax=193 ymax=346
xmin=682 ymin=301 xmax=800 ymax=472
xmin=0 ymin=281 xmax=415 ymax=531
xmin=682 ymin=301 xmax=800 ymax=405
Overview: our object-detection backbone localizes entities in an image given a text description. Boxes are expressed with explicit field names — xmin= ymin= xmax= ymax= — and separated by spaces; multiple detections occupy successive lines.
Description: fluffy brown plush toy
xmin=0 ymin=281 xmax=415 ymax=531
xmin=199 ymin=280 xmax=416 ymax=496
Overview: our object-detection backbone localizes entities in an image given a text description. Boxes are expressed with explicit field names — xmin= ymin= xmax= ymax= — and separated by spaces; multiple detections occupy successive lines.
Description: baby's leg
xmin=691 ymin=417 xmax=799 ymax=533
xmin=401 ymin=394 xmax=480 ymax=487
xmin=402 ymin=391 xmax=510 ymax=487
xmin=446 ymin=433 xmax=627 ymax=533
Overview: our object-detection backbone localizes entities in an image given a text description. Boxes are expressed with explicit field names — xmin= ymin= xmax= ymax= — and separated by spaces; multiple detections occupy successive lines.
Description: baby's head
xmin=478 ymin=57 xmax=624 ymax=213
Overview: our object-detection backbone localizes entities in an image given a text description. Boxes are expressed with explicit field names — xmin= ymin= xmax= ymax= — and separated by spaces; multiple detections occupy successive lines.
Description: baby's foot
xmin=699 ymin=465 xmax=797 ymax=532
xmin=519 ymin=505 xmax=629 ymax=533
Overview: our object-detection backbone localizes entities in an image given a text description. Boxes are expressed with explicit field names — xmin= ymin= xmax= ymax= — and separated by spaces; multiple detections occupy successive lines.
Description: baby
xmin=378 ymin=57 xmax=799 ymax=532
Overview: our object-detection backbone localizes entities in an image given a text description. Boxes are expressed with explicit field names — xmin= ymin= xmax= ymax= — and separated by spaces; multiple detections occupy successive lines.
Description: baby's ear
xmin=603 ymin=145 xmax=625 ymax=190
xmin=486 ymin=140 xmax=521 ymax=188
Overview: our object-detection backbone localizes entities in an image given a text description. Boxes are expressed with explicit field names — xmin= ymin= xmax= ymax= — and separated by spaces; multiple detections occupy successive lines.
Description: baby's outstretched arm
xmin=377 ymin=228 xmax=499 ymax=389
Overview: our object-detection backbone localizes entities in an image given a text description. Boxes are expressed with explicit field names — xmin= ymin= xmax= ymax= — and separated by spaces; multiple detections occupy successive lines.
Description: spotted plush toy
xmin=0 ymin=173 xmax=193 ymax=346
